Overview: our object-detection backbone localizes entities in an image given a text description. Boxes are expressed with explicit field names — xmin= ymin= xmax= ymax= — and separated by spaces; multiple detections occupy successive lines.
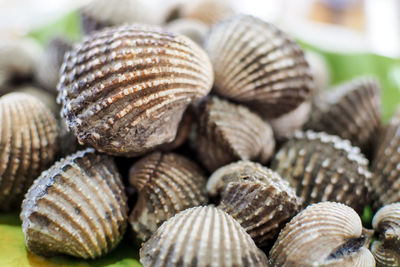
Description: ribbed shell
xmin=129 ymin=151 xmax=207 ymax=242
xmin=306 ymin=77 xmax=381 ymax=155
xmin=371 ymin=203 xmax=400 ymax=266
xmin=165 ymin=18 xmax=209 ymax=45
xmin=372 ymin=108 xmax=400 ymax=209
xmin=20 ymin=148 xmax=128 ymax=259
xmin=195 ymin=97 xmax=275 ymax=172
xmin=271 ymin=130 xmax=372 ymax=214
xmin=208 ymin=161 xmax=302 ymax=247
xmin=58 ymin=24 xmax=214 ymax=157
xmin=15 ymin=85 xmax=59 ymax=115
xmin=140 ymin=206 xmax=269 ymax=267
xmin=270 ymin=202 xmax=375 ymax=267
xmin=0 ymin=92 xmax=59 ymax=211
xmin=204 ymin=14 xmax=313 ymax=119
xmin=179 ymin=0 xmax=234 ymax=26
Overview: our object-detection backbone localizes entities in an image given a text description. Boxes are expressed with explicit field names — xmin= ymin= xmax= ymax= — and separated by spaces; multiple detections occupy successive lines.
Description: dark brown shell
xmin=58 ymin=24 xmax=214 ymax=157
xmin=306 ymin=77 xmax=381 ymax=156
xmin=271 ymin=130 xmax=372 ymax=214
xmin=129 ymin=151 xmax=208 ymax=242
xmin=204 ymin=14 xmax=313 ymax=119
xmin=140 ymin=206 xmax=269 ymax=267
xmin=195 ymin=96 xmax=275 ymax=172
xmin=20 ymin=148 xmax=128 ymax=259
xmin=207 ymin=161 xmax=302 ymax=247
xmin=0 ymin=92 xmax=59 ymax=211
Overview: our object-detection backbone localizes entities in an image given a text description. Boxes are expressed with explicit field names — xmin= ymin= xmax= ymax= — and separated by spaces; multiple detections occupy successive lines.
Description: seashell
xmin=128 ymin=151 xmax=207 ymax=242
xmin=165 ymin=18 xmax=209 ymax=45
xmin=20 ymin=148 xmax=128 ymax=259
xmin=35 ymin=37 xmax=73 ymax=93
xmin=371 ymin=203 xmax=400 ymax=266
xmin=305 ymin=77 xmax=381 ymax=156
xmin=140 ymin=206 xmax=269 ymax=267
xmin=371 ymin=107 xmax=400 ymax=209
xmin=304 ymin=50 xmax=330 ymax=92
xmin=58 ymin=24 xmax=214 ymax=157
xmin=0 ymin=92 xmax=59 ymax=211
xmin=15 ymin=85 xmax=59 ymax=114
xmin=270 ymin=202 xmax=375 ymax=267
xmin=179 ymin=0 xmax=235 ymax=26
xmin=195 ymin=96 xmax=275 ymax=172
xmin=271 ymin=130 xmax=372 ymax=214
xmin=207 ymin=161 xmax=302 ymax=247
xmin=204 ymin=14 xmax=313 ymax=119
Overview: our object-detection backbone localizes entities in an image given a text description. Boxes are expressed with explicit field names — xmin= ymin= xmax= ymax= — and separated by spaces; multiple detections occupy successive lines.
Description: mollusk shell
xmin=20 ymin=148 xmax=128 ymax=259
xmin=204 ymin=14 xmax=313 ymax=119
xmin=165 ymin=18 xmax=209 ymax=45
xmin=271 ymin=130 xmax=372 ymax=214
xmin=129 ymin=152 xmax=207 ymax=242
xmin=270 ymin=202 xmax=375 ymax=267
xmin=179 ymin=0 xmax=235 ymax=26
xmin=0 ymin=92 xmax=59 ymax=211
xmin=140 ymin=206 xmax=269 ymax=267
xmin=195 ymin=96 xmax=275 ymax=172
xmin=58 ymin=24 xmax=214 ymax=157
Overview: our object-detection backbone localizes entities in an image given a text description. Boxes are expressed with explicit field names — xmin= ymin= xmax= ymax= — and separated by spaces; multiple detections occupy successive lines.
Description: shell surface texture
xmin=271 ymin=130 xmax=372 ymax=214
xmin=58 ymin=24 xmax=214 ymax=157
xmin=0 ymin=92 xmax=59 ymax=211
xmin=20 ymin=148 xmax=128 ymax=259
xmin=140 ymin=206 xmax=269 ymax=267
xmin=128 ymin=151 xmax=208 ymax=242
xmin=269 ymin=202 xmax=375 ymax=267
xmin=204 ymin=14 xmax=313 ymax=119
xmin=208 ymin=161 xmax=302 ymax=247
xmin=195 ymin=96 xmax=275 ymax=172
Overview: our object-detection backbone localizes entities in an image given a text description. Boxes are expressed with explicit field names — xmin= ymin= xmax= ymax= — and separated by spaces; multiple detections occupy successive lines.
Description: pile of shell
xmin=1 ymin=0 xmax=398 ymax=266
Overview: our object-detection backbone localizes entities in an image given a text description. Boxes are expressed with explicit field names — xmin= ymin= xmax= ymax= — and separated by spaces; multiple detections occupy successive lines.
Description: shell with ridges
xmin=0 ymin=92 xmax=59 ymax=211
xmin=271 ymin=130 xmax=372 ymax=214
xmin=204 ymin=14 xmax=313 ymax=119
xmin=270 ymin=202 xmax=375 ymax=267
xmin=58 ymin=24 xmax=214 ymax=157
xmin=195 ymin=96 xmax=275 ymax=172
xmin=129 ymin=151 xmax=207 ymax=242
xmin=140 ymin=206 xmax=269 ymax=267
xmin=20 ymin=148 xmax=128 ymax=259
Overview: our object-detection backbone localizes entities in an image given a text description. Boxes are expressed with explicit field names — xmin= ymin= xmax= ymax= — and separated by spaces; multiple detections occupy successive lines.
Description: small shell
xmin=306 ymin=77 xmax=381 ymax=156
xmin=129 ymin=152 xmax=208 ymax=242
xmin=208 ymin=161 xmax=302 ymax=247
xmin=371 ymin=203 xmax=400 ymax=266
xmin=0 ymin=92 xmax=59 ymax=211
xmin=271 ymin=130 xmax=372 ymax=214
xmin=20 ymin=148 xmax=128 ymax=259
xmin=58 ymin=24 xmax=214 ymax=157
xmin=195 ymin=96 xmax=275 ymax=172
xmin=179 ymin=0 xmax=235 ymax=26
xmin=204 ymin=14 xmax=313 ymax=119
xmin=270 ymin=202 xmax=375 ymax=267
xmin=165 ymin=18 xmax=209 ymax=45
xmin=140 ymin=206 xmax=269 ymax=267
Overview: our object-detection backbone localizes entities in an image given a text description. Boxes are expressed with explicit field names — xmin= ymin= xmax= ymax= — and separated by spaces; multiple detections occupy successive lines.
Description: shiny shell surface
xmin=195 ymin=96 xmax=275 ymax=172
xmin=140 ymin=206 xmax=269 ymax=267
xmin=129 ymin=151 xmax=207 ymax=242
xmin=0 ymin=92 xmax=59 ymax=211
xmin=58 ymin=24 xmax=214 ymax=157
xmin=271 ymin=130 xmax=372 ymax=214
xmin=270 ymin=202 xmax=375 ymax=267
xmin=20 ymin=148 xmax=128 ymax=259
xmin=204 ymin=14 xmax=313 ymax=119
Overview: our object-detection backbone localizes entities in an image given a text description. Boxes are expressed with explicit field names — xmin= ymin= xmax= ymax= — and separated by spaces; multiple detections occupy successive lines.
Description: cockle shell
xmin=15 ymin=85 xmax=59 ymax=114
xmin=58 ymin=24 xmax=214 ymax=157
xmin=371 ymin=203 xmax=400 ymax=266
xmin=140 ymin=206 xmax=269 ymax=267
xmin=0 ymin=92 xmax=59 ymax=211
xmin=269 ymin=202 xmax=375 ymax=267
xmin=271 ymin=130 xmax=372 ymax=214
xmin=165 ymin=18 xmax=209 ymax=45
xmin=204 ymin=14 xmax=313 ymax=119
xmin=195 ymin=96 xmax=275 ymax=172
xmin=128 ymin=151 xmax=207 ymax=242
xmin=20 ymin=148 xmax=128 ymax=259
xmin=207 ymin=161 xmax=302 ymax=247
xmin=306 ymin=77 xmax=381 ymax=156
